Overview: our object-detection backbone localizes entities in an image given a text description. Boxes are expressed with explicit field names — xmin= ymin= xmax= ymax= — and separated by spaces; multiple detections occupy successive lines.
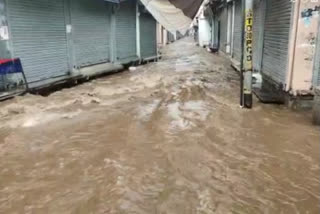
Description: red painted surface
xmin=0 ymin=59 xmax=16 ymax=64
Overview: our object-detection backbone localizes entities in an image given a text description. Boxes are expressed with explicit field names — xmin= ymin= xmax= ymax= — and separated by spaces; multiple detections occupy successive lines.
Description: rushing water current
xmin=0 ymin=38 xmax=319 ymax=214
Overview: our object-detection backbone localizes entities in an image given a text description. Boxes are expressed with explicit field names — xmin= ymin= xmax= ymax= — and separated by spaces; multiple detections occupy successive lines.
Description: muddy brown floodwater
xmin=0 ymin=38 xmax=319 ymax=214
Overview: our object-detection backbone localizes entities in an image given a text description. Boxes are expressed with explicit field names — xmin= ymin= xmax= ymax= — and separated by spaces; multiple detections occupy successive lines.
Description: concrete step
xmin=253 ymin=87 xmax=285 ymax=104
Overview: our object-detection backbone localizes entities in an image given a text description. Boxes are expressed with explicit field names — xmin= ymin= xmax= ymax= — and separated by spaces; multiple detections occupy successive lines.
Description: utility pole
xmin=241 ymin=0 xmax=253 ymax=108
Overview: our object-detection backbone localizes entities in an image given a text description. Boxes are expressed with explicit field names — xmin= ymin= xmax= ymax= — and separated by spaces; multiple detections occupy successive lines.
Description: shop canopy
xmin=105 ymin=0 xmax=205 ymax=34
xmin=139 ymin=0 xmax=204 ymax=34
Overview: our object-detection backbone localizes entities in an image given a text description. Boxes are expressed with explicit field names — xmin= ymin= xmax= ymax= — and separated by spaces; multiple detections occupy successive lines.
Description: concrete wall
xmin=156 ymin=24 xmax=168 ymax=46
xmin=199 ymin=12 xmax=211 ymax=47
xmin=289 ymin=2 xmax=320 ymax=94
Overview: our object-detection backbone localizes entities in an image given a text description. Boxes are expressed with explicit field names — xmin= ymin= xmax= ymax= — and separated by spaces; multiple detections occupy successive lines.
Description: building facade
xmin=202 ymin=0 xmax=320 ymax=103
xmin=0 ymin=0 xmax=158 ymax=96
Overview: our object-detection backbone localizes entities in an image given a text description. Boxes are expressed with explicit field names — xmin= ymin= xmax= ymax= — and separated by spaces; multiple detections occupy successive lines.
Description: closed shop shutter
xmin=140 ymin=10 xmax=157 ymax=58
xmin=314 ymin=41 xmax=320 ymax=86
xmin=70 ymin=0 xmax=111 ymax=68
xmin=318 ymin=68 xmax=320 ymax=86
xmin=115 ymin=0 xmax=137 ymax=62
xmin=232 ymin=0 xmax=242 ymax=62
xmin=7 ymin=0 xmax=69 ymax=84
xmin=313 ymin=17 xmax=320 ymax=87
xmin=219 ymin=7 xmax=228 ymax=53
xmin=262 ymin=0 xmax=292 ymax=84
xmin=315 ymin=63 xmax=320 ymax=86
xmin=252 ymin=0 xmax=266 ymax=72
xmin=317 ymin=64 xmax=320 ymax=86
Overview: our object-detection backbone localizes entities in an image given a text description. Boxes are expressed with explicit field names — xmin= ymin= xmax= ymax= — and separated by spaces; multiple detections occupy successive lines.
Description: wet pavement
xmin=0 ymin=38 xmax=319 ymax=214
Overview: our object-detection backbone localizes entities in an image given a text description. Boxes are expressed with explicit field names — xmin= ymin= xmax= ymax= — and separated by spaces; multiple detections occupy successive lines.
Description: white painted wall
xmin=199 ymin=13 xmax=211 ymax=47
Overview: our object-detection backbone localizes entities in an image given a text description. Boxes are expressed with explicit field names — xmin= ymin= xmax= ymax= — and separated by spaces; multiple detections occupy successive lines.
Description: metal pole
xmin=242 ymin=0 xmax=253 ymax=108
xmin=240 ymin=0 xmax=245 ymax=107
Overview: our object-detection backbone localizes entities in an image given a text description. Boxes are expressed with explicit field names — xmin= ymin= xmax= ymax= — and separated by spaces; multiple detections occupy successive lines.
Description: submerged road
xmin=0 ymin=38 xmax=319 ymax=214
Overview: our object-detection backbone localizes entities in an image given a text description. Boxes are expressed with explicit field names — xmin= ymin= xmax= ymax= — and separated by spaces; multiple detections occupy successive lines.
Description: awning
xmin=140 ymin=0 xmax=204 ymax=34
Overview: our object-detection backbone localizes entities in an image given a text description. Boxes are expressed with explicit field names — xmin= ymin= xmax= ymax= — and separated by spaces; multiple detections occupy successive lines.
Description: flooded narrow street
xmin=0 ymin=38 xmax=319 ymax=214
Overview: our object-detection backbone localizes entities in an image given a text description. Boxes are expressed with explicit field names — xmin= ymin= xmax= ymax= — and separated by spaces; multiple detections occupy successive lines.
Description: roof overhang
xmin=140 ymin=0 xmax=205 ymax=34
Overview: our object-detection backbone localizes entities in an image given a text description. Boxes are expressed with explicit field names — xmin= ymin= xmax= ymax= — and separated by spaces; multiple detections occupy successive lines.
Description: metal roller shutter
xmin=252 ymin=0 xmax=266 ymax=72
xmin=0 ymin=75 xmax=5 ymax=91
xmin=219 ymin=7 xmax=228 ymax=53
xmin=7 ymin=0 xmax=69 ymax=84
xmin=232 ymin=0 xmax=242 ymax=62
xmin=70 ymin=0 xmax=111 ymax=68
xmin=318 ymin=69 xmax=320 ymax=86
xmin=318 ymin=62 xmax=320 ymax=86
xmin=313 ymin=50 xmax=320 ymax=87
xmin=314 ymin=18 xmax=320 ymax=87
xmin=316 ymin=64 xmax=320 ymax=87
xmin=140 ymin=11 xmax=157 ymax=59
xmin=262 ymin=0 xmax=292 ymax=84
xmin=115 ymin=0 xmax=137 ymax=62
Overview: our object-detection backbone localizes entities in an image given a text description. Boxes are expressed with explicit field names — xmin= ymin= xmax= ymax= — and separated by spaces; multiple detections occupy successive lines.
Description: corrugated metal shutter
xmin=314 ymin=17 xmax=320 ymax=87
xmin=219 ymin=7 xmax=228 ymax=53
xmin=252 ymin=0 xmax=266 ymax=72
xmin=70 ymin=0 xmax=111 ymax=68
xmin=140 ymin=11 xmax=157 ymax=58
xmin=314 ymin=48 xmax=320 ymax=87
xmin=115 ymin=0 xmax=137 ymax=62
xmin=7 ymin=0 xmax=69 ymax=83
xmin=318 ymin=57 xmax=320 ymax=86
xmin=262 ymin=0 xmax=292 ymax=84
xmin=0 ymin=76 xmax=4 ymax=91
xmin=317 ymin=63 xmax=320 ymax=86
xmin=232 ymin=0 xmax=242 ymax=62
xmin=318 ymin=67 xmax=320 ymax=86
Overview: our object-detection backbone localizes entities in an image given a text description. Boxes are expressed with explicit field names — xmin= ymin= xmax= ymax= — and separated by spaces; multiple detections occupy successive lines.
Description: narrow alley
xmin=0 ymin=38 xmax=319 ymax=213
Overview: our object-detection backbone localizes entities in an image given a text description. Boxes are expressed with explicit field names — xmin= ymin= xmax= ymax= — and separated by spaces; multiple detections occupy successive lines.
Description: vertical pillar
xmin=136 ymin=1 xmax=141 ymax=60
xmin=0 ymin=0 xmax=11 ymax=90
xmin=0 ymin=0 xmax=11 ymax=59
xmin=110 ymin=4 xmax=117 ymax=63
xmin=231 ymin=1 xmax=235 ymax=56
xmin=163 ymin=27 xmax=168 ymax=45
xmin=241 ymin=0 xmax=253 ymax=108
xmin=64 ymin=0 xmax=76 ymax=74
xmin=226 ymin=3 xmax=232 ymax=54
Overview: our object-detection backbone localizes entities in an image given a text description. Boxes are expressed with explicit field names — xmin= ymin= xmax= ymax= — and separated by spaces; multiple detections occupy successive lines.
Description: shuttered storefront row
xmin=232 ymin=0 xmax=242 ymax=62
xmin=140 ymin=10 xmax=157 ymax=59
xmin=7 ymin=0 xmax=69 ymax=83
xmin=115 ymin=0 xmax=137 ymax=62
xmin=262 ymin=0 xmax=292 ymax=84
xmin=70 ymin=0 xmax=111 ymax=68
xmin=252 ymin=0 xmax=266 ymax=72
